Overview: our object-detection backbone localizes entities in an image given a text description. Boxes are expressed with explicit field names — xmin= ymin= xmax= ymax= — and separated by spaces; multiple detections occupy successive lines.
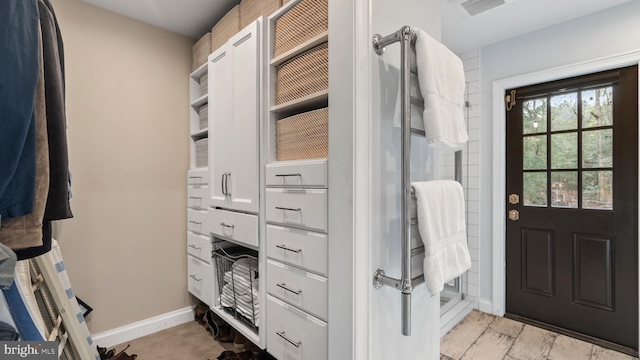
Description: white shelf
xmin=191 ymin=128 xmax=208 ymax=139
xmin=210 ymin=304 xmax=260 ymax=346
xmin=191 ymin=94 xmax=208 ymax=108
xmin=271 ymin=89 xmax=328 ymax=115
xmin=190 ymin=62 xmax=208 ymax=79
xmin=271 ymin=31 xmax=328 ymax=67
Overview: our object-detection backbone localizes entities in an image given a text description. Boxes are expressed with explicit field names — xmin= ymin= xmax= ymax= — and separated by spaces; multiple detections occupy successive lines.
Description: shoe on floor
xmin=236 ymin=350 xmax=256 ymax=360
xmin=218 ymin=327 xmax=236 ymax=343
xmin=233 ymin=331 xmax=247 ymax=350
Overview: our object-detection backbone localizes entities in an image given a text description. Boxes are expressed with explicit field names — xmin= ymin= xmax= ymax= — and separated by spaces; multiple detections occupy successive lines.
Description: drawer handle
xmin=188 ymin=244 xmax=202 ymax=250
xmin=189 ymin=275 xmax=202 ymax=282
xmin=220 ymin=222 xmax=235 ymax=229
xmin=275 ymin=173 xmax=301 ymax=177
xmin=275 ymin=207 xmax=301 ymax=212
xmin=276 ymin=244 xmax=302 ymax=253
xmin=189 ymin=221 xmax=202 ymax=225
xmin=189 ymin=197 xmax=201 ymax=200
xmin=277 ymin=283 xmax=302 ymax=295
xmin=276 ymin=331 xmax=302 ymax=348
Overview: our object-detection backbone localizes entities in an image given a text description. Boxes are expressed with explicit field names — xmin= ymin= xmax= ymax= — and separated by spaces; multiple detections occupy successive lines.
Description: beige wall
xmin=50 ymin=0 xmax=193 ymax=333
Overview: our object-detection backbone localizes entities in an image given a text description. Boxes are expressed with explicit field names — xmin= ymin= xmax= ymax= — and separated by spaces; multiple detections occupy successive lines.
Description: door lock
xmin=509 ymin=194 xmax=519 ymax=205
xmin=508 ymin=210 xmax=519 ymax=221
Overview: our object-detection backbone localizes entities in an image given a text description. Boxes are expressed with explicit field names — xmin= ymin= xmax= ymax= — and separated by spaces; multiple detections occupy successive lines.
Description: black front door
xmin=505 ymin=66 xmax=638 ymax=354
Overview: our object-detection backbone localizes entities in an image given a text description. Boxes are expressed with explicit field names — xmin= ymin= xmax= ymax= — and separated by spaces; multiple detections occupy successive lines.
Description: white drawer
xmin=188 ymin=209 xmax=208 ymax=235
xmin=267 ymin=225 xmax=327 ymax=276
xmin=266 ymin=159 xmax=327 ymax=188
xmin=188 ymin=169 xmax=209 ymax=186
xmin=266 ymin=188 xmax=327 ymax=233
xmin=207 ymin=209 xmax=258 ymax=248
xmin=188 ymin=255 xmax=213 ymax=306
xmin=266 ymin=296 xmax=327 ymax=360
xmin=188 ymin=186 xmax=210 ymax=210
xmin=267 ymin=260 xmax=328 ymax=321
xmin=187 ymin=231 xmax=211 ymax=263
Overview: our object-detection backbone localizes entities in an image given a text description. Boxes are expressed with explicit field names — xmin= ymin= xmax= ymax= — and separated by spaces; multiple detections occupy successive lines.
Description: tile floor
xmin=440 ymin=310 xmax=638 ymax=360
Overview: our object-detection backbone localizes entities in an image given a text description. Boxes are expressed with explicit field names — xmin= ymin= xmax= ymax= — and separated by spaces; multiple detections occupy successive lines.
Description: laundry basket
xmin=274 ymin=0 xmax=328 ymax=57
xmin=275 ymin=42 xmax=328 ymax=105
xmin=213 ymin=245 xmax=260 ymax=330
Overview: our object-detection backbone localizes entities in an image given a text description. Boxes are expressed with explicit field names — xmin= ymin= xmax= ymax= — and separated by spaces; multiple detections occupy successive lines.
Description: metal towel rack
xmin=371 ymin=26 xmax=463 ymax=336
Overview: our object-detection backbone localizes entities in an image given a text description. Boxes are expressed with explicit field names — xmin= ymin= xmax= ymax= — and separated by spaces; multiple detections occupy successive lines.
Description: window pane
xmin=523 ymin=135 xmax=547 ymax=170
xmin=583 ymin=129 xmax=613 ymax=168
xmin=551 ymin=172 xmax=577 ymax=208
xmin=523 ymin=98 xmax=547 ymax=134
xmin=583 ymin=87 xmax=613 ymax=128
xmin=551 ymin=92 xmax=578 ymax=131
xmin=551 ymin=133 xmax=577 ymax=169
xmin=583 ymin=171 xmax=613 ymax=209
xmin=524 ymin=172 xmax=548 ymax=207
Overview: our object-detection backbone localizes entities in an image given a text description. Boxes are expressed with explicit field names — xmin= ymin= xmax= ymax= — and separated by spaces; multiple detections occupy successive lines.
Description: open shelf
xmin=271 ymin=89 xmax=328 ymax=117
xmin=271 ymin=31 xmax=328 ymax=67
xmin=191 ymin=94 xmax=208 ymax=108
xmin=190 ymin=62 xmax=208 ymax=79
xmin=211 ymin=304 xmax=260 ymax=346
xmin=191 ymin=127 xmax=208 ymax=139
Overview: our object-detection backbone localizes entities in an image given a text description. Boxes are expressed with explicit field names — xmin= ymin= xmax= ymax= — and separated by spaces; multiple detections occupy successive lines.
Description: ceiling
xmin=80 ymin=0 xmax=633 ymax=53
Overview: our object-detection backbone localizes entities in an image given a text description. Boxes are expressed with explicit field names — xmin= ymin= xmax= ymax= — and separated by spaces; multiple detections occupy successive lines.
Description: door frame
xmin=491 ymin=51 xmax=640 ymax=342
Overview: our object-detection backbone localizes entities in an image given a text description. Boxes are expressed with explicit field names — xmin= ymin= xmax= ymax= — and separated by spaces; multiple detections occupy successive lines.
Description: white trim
xmin=491 ymin=51 xmax=640 ymax=339
xmin=477 ymin=298 xmax=493 ymax=314
xmin=91 ymin=307 xmax=193 ymax=348
xmin=440 ymin=298 xmax=476 ymax=337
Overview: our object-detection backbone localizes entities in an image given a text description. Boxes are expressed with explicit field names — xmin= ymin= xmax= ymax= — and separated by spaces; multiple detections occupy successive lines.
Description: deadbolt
xmin=509 ymin=194 xmax=519 ymax=205
xmin=509 ymin=210 xmax=519 ymax=221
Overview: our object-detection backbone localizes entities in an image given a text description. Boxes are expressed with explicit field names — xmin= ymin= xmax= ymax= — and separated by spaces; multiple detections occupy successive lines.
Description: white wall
xmin=478 ymin=1 xmax=640 ymax=306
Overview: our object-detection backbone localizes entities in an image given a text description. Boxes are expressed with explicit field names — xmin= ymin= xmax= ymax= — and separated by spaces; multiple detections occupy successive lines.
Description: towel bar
xmin=372 ymin=26 xmax=463 ymax=336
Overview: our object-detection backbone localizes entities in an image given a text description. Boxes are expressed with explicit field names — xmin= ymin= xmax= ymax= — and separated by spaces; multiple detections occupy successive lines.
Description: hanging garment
xmin=39 ymin=0 xmax=73 ymax=221
xmin=0 ymin=18 xmax=50 ymax=251
xmin=0 ymin=244 xmax=17 ymax=289
xmin=0 ymin=0 xmax=40 ymax=220
xmin=14 ymin=221 xmax=52 ymax=260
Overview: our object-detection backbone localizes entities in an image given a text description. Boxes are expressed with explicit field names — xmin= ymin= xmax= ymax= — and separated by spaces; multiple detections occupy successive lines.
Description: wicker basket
xmin=240 ymin=0 xmax=282 ymax=29
xmin=211 ymin=5 xmax=241 ymax=52
xmin=275 ymin=42 xmax=328 ymax=105
xmin=199 ymin=73 xmax=208 ymax=95
xmin=192 ymin=33 xmax=211 ymax=71
xmin=195 ymin=138 xmax=208 ymax=168
xmin=198 ymin=104 xmax=208 ymax=130
xmin=277 ymin=107 xmax=328 ymax=161
xmin=274 ymin=0 xmax=328 ymax=57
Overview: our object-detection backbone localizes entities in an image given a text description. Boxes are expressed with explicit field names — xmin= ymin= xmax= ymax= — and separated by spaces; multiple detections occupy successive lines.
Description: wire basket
xmin=213 ymin=245 xmax=260 ymax=330
xmin=274 ymin=0 xmax=328 ymax=57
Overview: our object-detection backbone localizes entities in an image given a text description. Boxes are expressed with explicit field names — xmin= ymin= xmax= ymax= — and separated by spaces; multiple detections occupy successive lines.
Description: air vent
xmin=460 ymin=0 xmax=506 ymax=16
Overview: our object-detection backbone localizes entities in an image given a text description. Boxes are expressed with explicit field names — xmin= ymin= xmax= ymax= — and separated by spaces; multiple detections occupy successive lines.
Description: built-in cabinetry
xmin=187 ymin=63 xmax=214 ymax=306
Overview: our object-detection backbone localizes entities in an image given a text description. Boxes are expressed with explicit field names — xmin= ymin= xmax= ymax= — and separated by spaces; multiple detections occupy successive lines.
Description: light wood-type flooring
xmin=441 ymin=310 xmax=638 ymax=360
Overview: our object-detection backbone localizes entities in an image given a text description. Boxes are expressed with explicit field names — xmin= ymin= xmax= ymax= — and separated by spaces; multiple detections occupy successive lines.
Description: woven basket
xmin=240 ymin=0 xmax=282 ymax=29
xmin=211 ymin=5 xmax=240 ymax=52
xmin=275 ymin=42 xmax=328 ymax=105
xmin=195 ymin=138 xmax=208 ymax=168
xmin=192 ymin=33 xmax=211 ymax=71
xmin=198 ymin=104 xmax=208 ymax=130
xmin=274 ymin=0 xmax=328 ymax=57
xmin=199 ymin=73 xmax=208 ymax=95
xmin=277 ymin=107 xmax=328 ymax=161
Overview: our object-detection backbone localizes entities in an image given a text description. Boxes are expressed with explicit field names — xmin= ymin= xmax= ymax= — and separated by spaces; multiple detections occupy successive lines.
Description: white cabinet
xmin=209 ymin=20 xmax=261 ymax=214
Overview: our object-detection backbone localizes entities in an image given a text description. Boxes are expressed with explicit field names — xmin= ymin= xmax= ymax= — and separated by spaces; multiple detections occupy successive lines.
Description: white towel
xmin=412 ymin=180 xmax=471 ymax=295
xmin=414 ymin=28 xmax=468 ymax=150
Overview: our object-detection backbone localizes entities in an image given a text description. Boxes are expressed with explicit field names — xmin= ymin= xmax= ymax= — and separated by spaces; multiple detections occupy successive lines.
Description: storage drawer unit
xmin=266 ymin=296 xmax=328 ymax=360
xmin=188 ymin=186 xmax=210 ymax=210
xmin=188 ymin=209 xmax=208 ymax=235
xmin=266 ymin=224 xmax=327 ymax=276
xmin=266 ymin=159 xmax=327 ymax=188
xmin=267 ymin=260 xmax=328 ymax=320
xmin=188 ymin=169 xmax=210 ymax=186
xmin=188 ymin=256 xmax=213 ymax=306
xmin=207 ymin=208 xmax=259 ymax=248
xmin=188 ymin=232 xmax=212 ymax=262
xmin=266 ymin=188 xmax=327 ymax=232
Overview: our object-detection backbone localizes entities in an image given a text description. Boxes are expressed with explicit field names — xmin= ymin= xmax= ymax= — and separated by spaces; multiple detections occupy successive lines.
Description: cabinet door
xmin=209 ymin=44 xmax=232 ymax=209
xmin=229 ymin=21 xmax=260 ymax=214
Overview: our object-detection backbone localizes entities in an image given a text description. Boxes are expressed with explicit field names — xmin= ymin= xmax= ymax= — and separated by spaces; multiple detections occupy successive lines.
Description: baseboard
xmin=478 ymin=298 xmax=493 ymax=314
xmin=440 ymin=297 xmax=476 ymax=338
xmin=91 ymin=306 xmax=193 ymax=348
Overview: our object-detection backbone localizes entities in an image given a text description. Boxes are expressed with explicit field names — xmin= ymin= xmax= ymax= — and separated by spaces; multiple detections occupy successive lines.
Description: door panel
xmin=505 ymin=66 xmax=638 ymax=353
xmin=210 ymin=45 xmax=232 ymax=208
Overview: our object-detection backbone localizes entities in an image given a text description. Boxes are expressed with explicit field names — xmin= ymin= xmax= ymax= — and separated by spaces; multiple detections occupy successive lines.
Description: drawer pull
xmin=275 ymin=173 xmax=302 ymax=177
xmin=276 ymin=244 xmax=302 ymax=253
xmin=276 ymin=331 xmax=302 ymax=348
xmin=189 ymin=275 xmax=202 ymax=282
xmin=188 ymin=244 xmax=202 ymax=250
xmin=277 ymin=283 xmax=302 ymax=295
xmin=220 ymin=222 xmax=235 ymax=229
xmin=189 ymin=221 xmax=202 ymax=225
xmin=275 ymin=206 xmax=301 ymax=212
xmin=189 ymin=196 xmax=201 ymax=200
